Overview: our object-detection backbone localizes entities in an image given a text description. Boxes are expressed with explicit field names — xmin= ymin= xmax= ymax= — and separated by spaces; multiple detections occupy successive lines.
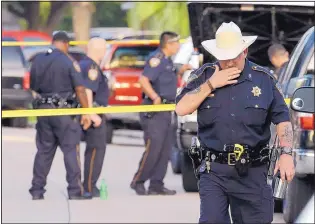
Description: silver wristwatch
xmin=280 ymin=146 xmax=293 ymax=156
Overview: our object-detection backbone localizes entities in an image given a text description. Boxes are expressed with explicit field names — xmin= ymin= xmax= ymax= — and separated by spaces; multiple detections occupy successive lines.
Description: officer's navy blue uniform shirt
xmin=142 ymin=49 xmax=177 ymax=102
xmin=176 ymin=59 xmax=290 ymax=151
xmin=30 ymin=48 xmax=84 ymax=98
xmin=79 ymin=57 xmax=109 ymax=106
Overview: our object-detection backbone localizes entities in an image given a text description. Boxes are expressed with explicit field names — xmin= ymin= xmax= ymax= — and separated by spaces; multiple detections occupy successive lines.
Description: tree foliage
xmin=127 ymin=2 xmax=190 ymax=38
xmin=7 ymin=1 xmax=70 ymax=34
xmin=59 ymin=2 xmax=127 ymax=31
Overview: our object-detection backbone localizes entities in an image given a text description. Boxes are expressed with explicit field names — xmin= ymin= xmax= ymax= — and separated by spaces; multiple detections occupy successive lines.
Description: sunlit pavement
xmin=2 ymin=127 xmax=285 ymax=223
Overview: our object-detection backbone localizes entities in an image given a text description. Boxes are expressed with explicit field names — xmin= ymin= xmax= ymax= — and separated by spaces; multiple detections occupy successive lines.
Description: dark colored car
xmin=1 ymin=36 xmax=32 ymax=128
xmin=274 ymin=26 xmax=314 ymax=223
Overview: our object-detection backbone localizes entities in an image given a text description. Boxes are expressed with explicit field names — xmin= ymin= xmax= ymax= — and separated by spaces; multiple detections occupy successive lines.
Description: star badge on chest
xmin=251 ymin=86 xmax=262 ymax=97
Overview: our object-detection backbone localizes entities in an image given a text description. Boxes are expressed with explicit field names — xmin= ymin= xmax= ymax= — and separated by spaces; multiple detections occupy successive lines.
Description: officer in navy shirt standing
xmin=176 ymin=22 xmax=295 ymax=223
xmin=130 ymin=31 xmax=192 ymax=196
xmin=29 ymin=31 xmax=92 ymax=200
xmin=79 ymin=37 xmax=109 ymax=197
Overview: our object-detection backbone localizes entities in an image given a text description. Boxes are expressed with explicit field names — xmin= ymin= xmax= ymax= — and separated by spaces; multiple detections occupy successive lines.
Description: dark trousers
xmin=132 ymin=111 xmax=172 ymax=189
xmin=29 ymin=106 xmax=84 ymax=197
xmin=82 ymin=116 xmax=107 ymax=193
xmin=199 ymin=162 xmax=274 ymax=224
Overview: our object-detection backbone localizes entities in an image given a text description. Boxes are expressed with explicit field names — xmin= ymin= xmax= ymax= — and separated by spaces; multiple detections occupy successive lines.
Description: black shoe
xmin=130 ymin=182 xmax=147 ymax=195
xmin=32 ymin=195 xmax=44 ymax=200
xmin=69 ymin=193 xmax=92 ymax=200
xmin=92 ymin=188 xmax=100 ymax=198
xmin=148 ymin=187 xmax=176 ymax=195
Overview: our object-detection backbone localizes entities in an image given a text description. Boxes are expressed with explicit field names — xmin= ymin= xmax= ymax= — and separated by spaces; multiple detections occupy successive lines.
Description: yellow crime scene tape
xmin=2 ymin=98 xmax=291 ymax=118
xmin=1 ymin=39 xmax=187 ymax=47
xmin=2 ymin=104 xmax=176 ymax=118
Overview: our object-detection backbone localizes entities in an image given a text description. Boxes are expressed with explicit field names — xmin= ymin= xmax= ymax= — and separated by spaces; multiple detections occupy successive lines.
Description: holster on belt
xmin=188 ymin=136 xmax=203 ymax=179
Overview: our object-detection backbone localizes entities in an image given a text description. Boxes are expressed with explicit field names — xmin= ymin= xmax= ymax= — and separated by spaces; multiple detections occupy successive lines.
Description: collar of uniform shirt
xmin=237 ymin=59 xmax=253 ymax=83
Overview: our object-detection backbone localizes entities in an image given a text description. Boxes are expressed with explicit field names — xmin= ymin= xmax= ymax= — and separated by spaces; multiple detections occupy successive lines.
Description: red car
xmin=3 ymin=30 xmax=52 ymax=42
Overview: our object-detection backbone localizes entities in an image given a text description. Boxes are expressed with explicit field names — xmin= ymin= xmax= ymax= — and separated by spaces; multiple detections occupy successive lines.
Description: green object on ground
xmin=100 ymin=179 xmax=108 ymax=200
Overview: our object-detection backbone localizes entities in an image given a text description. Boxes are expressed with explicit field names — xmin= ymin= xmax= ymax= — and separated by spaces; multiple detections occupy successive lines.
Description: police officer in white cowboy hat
xmin=176 ymin=22 xmax=294 ymax=223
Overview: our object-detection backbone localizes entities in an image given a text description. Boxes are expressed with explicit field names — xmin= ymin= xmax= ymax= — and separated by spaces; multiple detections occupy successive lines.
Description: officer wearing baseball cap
xmin=29 ymin=30 xmax=92 ymax=200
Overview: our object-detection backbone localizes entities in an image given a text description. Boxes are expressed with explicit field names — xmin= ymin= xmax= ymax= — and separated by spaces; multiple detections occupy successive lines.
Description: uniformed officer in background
xmin=268 ymin=43 xmax=290 ymax=80
xmin=79 ymin=37 xmax=109 ymax=197
xmin=176 ymin=22 xmax=295 ymax=223
xmin=29 ymin=31 xmax=92 ymax=200
xmin=130 ymin=31 xmax=192 ymax=195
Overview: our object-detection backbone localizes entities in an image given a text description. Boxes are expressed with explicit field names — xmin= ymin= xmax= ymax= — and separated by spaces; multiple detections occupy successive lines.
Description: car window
xmin=283 ymin=52 xmax=314 ymax=96
xmin=110 ymin=46 xmax=158 ymax=69
xmin=280 ymin=27 xmax=314 ymax=84
xmin=2 ymin=37 xmax=27 ymax=68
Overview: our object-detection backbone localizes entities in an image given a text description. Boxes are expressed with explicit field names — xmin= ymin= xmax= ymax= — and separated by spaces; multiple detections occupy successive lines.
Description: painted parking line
xmin=2 ymin=136 xmax=34 ymax=143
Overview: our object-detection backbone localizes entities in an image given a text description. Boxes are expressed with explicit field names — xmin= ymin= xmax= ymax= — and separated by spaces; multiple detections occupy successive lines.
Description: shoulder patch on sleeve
xmin=73 ymin=61 xmax=81 ymax=72
xmin=88 ymin=65 xmax=98 ymax=81
xmin=194 ymin=63 xmax=216 ymax=76
xmin=186 ymin=72 xmax=198 ymax=84
xmin=149 ymin=57 xmax=160 ymax=67
xmin=252 ymin=64 xmax=276 ymax=81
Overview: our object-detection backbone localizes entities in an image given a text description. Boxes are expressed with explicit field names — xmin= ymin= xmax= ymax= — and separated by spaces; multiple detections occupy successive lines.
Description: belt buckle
xmin=228 ymin=153 xmax=236 ymax=165
xmin=234 ymin=143 xmax=244 ymax=161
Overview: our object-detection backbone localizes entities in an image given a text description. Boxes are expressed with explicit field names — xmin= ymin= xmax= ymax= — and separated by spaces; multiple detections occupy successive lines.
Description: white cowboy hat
xmin=201 ymin=22 xmax=257 ymax=60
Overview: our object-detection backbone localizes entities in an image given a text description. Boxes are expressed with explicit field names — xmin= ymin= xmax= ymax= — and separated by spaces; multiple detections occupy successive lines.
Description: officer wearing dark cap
xmin=29 ymin=31 xmax=92 ymax=200
xmin=130 ymin=31 xmax=192 ymax=195
xmin=176 ymin=22 xmax=295 ymax=223
xmin=79 ymin=37 xmax=109 ymax=197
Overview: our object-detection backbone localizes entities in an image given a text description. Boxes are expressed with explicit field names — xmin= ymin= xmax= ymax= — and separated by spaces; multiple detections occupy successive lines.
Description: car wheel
xmin=11 ymin=117 xmax=28 ymax=128
xmin=283 ymin=176 xmax=313 ymax=223
xmin=180 ymin=151 xmax=198 ymax=192
xmin=106 ymin=121 xmax=113 ymax=144
xmin=170 ymin=146 xmax=181 ymax=174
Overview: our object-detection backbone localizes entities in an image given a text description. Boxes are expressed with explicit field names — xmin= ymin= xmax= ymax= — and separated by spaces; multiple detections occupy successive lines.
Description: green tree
xmin=92 ymin=2 xmax=127 ymax=27
xmin=59 ymin=2 xmax=127 ymax=31
xmin=127 ymin=2 xmax=190 ymax=38
xmin=7 ymin=1 xmax=70 ymax=34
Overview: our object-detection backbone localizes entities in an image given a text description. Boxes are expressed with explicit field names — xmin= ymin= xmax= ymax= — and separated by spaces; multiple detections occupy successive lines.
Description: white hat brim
xmin=201 ymin=36 xmax=258 ymax=60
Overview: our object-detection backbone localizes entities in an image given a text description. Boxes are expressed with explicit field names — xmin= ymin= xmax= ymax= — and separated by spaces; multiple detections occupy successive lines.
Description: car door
xmin=270 ymin=27 xmax=314 ymax=148
xmin=272 ymin=27 xmax=314 ymax=150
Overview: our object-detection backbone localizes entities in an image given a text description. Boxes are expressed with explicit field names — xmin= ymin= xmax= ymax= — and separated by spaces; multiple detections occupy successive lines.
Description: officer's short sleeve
xmin=79 ymin=62 xmax=100 ymax=92
xmin=142 ymin=57 xmax=161 ymax=82
xmin=69 ymin=60 xmax=84 ymax=88
xmin=269 ymin=80 xmax=290 ymax=124
xmin=175 ymin=71 xmax=204 ymax=104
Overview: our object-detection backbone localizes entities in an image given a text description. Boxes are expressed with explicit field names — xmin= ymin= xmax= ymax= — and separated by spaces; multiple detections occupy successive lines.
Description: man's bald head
xmin=87 ymin=37 xmax=107 ymax=64
xmin=268 ymin=43 xmax=289 ymax=69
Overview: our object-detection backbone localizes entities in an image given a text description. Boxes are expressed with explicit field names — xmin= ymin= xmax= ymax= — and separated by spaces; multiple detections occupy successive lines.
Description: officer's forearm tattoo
xmin=188 ymin=86 xmax=201 ymax=94
xmin=277 ymin=122 xmax=293 ymax=147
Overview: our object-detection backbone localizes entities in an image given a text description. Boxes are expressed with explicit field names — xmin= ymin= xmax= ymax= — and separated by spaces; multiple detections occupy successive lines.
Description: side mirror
xmin=290 ymin=87 xmax=314 ymax=113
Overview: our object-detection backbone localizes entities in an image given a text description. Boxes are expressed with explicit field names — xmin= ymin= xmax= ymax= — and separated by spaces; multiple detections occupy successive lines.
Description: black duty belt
xmin=143 ymin=96 xmax=174 ymax=104
xmin=202 ymin=144 xmax=270 ymax=167
xmin=35 ymin=97 xmax=78 ymax=108
xmin=161 ymin=98 xmax=175 ymax=104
